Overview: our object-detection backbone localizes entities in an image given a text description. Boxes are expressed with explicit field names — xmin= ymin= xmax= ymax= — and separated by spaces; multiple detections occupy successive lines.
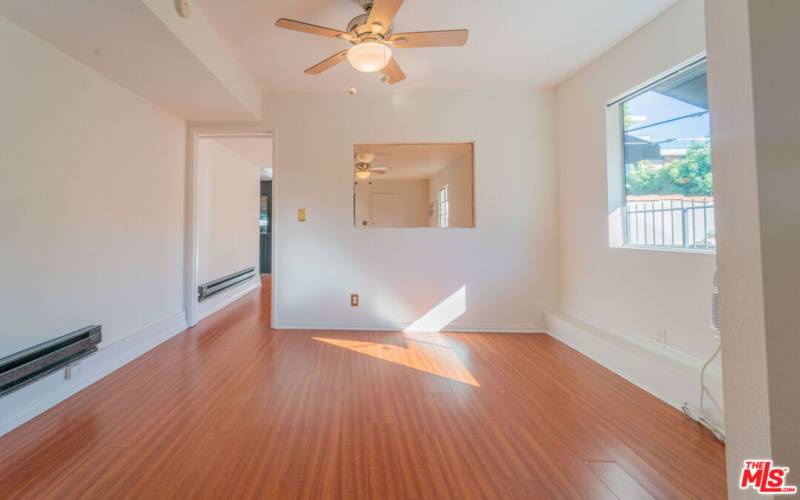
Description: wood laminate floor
xmin=0 ymin=276 xmax=726 ymax=499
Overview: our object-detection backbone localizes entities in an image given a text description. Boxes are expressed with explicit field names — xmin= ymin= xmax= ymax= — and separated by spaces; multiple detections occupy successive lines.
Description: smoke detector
xmin=176 ymin=0 xmax=191 ymax=18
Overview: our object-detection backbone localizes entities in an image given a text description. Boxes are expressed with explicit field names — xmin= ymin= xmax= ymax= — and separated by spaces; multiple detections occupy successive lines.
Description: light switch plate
xmin=298 ymin=208 xmax=307 ymax=222
xmin=351 ymin=294 xmax=359 ymax=307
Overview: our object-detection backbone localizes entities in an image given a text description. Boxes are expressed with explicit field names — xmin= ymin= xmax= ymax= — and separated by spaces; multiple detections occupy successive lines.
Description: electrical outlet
xmin=351 ymin=294 xmax=359 ymax=307
xmin=655 ymin=329 xmax=667 ymax=344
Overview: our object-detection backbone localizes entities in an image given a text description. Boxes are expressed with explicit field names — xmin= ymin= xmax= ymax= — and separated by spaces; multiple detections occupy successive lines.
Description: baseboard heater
xmin=0 ymin=326 xmax=102 ymax=397
xmin=198 ymin=267 xmax=256 ymax=302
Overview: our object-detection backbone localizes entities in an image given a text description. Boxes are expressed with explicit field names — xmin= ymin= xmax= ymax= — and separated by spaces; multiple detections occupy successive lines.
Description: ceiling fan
xmin=354 ymin=153 xmax=389 ymax=179
xmin=275 ymin=0 xmax=469 ymax=84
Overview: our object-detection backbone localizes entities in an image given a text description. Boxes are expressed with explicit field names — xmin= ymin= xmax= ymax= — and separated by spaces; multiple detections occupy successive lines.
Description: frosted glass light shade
xmin=355 ymin=170 xmax=371 ymax=180
xmin=347 ymin=42 xmax=392 ymax=73
xmin=356 ymin=153 xmax=375 ymax=163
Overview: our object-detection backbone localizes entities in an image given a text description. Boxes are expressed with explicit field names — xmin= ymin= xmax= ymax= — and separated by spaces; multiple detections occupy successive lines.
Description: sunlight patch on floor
xmin=313 ymin=336 xmax=480 ymax=387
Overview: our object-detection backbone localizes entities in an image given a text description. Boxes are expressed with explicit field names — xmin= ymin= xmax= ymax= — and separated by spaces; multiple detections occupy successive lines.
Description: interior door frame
xmin=186 ymin=124 xmax=276 ymax=328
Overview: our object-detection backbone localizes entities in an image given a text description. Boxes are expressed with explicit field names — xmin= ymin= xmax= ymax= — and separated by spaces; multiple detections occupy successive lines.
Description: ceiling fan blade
xmin=390 ymin=30 xmax=469 ymax=48
xmin=380 ymin=57 xmax=406 ymax=84
xmin=369 ymin=170 xmax=387 ymax=174
xmin=305 ymin=50 xmax=349 ymax=75
xmin=366 ymin=0 xmax=403 ymax=34
xmin=276 ymin=18 xmax=353 ymax=40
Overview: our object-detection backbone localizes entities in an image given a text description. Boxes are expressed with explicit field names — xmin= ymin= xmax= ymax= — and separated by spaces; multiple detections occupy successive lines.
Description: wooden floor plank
xmin=588 ymin=461 xmax=656 ymax=500
xmin=0 ymin=276 xmax=727 ymax=498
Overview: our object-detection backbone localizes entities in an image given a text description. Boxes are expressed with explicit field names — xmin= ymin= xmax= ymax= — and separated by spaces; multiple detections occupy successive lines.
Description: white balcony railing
xmin=624 ymin=197 xmax=716 ymax=250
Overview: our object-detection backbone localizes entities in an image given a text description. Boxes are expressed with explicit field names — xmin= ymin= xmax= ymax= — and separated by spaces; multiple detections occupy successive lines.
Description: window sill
xmin=611 ymin=244 xmax=716 ymax=256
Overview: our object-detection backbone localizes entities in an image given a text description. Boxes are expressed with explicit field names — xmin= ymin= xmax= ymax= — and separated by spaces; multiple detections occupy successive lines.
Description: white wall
xmin=354 ymin=179 xmax=429 ymax=228
xmin=264 ymin=89 xmax=558 ymax=331
xmin=197 ymin=139 xmax=261 ymax=284
xmin=0 ymin=14 xmax=191 ymax=436
xmin=429 ymin=154 xmax=474 ymax=228
xmin=552 ymin=0 xmax=721 ymax=412
xmin=195 ymin=138 xmax=262 ymax=321
xmin=706 ymin=0 xmax=800 ymax=489
xmin=0 ymin=14 xmax=186 ymax=359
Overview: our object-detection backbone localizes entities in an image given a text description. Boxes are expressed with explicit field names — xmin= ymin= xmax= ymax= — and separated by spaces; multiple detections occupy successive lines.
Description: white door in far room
xmin=370 ymin=193 xmax=405 ymax=227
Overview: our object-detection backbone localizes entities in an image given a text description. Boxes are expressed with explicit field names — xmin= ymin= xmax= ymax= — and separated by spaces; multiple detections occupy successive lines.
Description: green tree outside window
xmin=626 ymin=143 xmax=712 ymax=197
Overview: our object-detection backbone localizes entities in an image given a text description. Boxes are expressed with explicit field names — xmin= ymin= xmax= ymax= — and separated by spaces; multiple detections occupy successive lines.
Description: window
xmin=438 ymin=185 xmax=449 ymax=228
xmin=609 ymin=58 xmax=715 ymax=251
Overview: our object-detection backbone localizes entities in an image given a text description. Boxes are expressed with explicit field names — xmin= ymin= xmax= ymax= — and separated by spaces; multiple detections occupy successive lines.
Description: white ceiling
xmin=0 ymin=0 xmax=260 ymax=121
xmin=355 ymin=143 xmax=471 ymax=180
xmin=196 ymin=0 xmax=677 ymax=93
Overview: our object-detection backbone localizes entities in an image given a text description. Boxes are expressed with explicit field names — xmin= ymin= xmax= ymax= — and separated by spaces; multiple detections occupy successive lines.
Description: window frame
xmin=605 ymin=53 xmax=715 ymax=254
xmin=438 ymin=185 xmax=449 ymax=228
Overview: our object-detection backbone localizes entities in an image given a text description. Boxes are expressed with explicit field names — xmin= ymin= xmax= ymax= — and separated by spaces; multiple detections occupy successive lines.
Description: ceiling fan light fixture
xmin=356 ymin=170 xmax=371 ymax=180
xmin=356 ymin=153 xmax=375 ymax=163
xmin=347 ymin=42 xmax=392 ymax=73
xmin=275 ymin=1 xmax=470 ymax=85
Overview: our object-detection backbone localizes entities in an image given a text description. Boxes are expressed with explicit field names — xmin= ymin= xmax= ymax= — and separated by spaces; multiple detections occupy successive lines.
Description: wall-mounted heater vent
xmin=0 ymin=326 xmax=101 ymax=397
xmin=198 ymin=267 xmax=256 ymax=302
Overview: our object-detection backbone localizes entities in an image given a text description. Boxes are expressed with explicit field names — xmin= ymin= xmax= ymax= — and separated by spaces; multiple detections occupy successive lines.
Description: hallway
xmin=0 ymin=276 xmax=726 ymax=498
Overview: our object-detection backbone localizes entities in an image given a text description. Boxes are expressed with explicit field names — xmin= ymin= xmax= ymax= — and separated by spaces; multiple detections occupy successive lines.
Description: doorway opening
xmin=187 ymin=128 xmax=275 ymax=328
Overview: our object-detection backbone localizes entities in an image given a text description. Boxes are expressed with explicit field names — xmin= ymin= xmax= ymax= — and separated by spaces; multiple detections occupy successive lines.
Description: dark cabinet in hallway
xmin=260 ymin=180 xmax=272 ymax=274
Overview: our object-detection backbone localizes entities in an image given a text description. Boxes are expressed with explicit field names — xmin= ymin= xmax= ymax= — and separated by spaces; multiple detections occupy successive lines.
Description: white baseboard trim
xmin=544 ymin=311 xmax=724 ymax=423
xmin=273 ymin=319 xmax=545 ymax=333
xmin=197 ymin=278 xmax=261 ymax=322
xmin=0 ymin=310 xmax=188 ymax=438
